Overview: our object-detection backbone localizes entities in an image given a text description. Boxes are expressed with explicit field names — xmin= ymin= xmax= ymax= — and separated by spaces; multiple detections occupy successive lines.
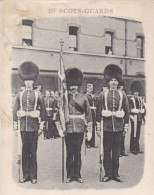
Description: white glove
xmin=86 ymin=132 xmax=92 ymax=141
xmin=38 ymin=129 xmax=42 ymax=136
xmin=39 ymin=121 xmax=45 ymax=131
xmin=87 ymin=122 xmax=93 ymax=134
xmin=96 ymin=122 xmax=101 ymax=138
xmin=123 ymin=124 xmax=128 ymax=136
xmin=58 ymin=128 xmax=64 ymax=138
xmin=13 ymin=121 xmax=18 ymax=130
xmin=55 ymin=121 xmax=64 ymax=138
xmin=140 ymin=109 xmax=145 ymax=114
xmin=13 ymin=122 xmax=18 ymax=137
xmin=130 ymin=115 xmax=134 ymax=121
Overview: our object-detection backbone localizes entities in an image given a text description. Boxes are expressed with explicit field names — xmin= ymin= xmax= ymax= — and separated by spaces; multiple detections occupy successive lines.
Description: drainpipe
xmin=125 ymin=19 xmax=127 ymax=75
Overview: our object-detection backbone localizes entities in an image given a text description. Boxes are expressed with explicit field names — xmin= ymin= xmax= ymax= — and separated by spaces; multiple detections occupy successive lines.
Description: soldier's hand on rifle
xmin=86 ymin=122 xmax=92 ymax=141
xmin=96 ymin=122 xmax=101 ymax=138
xmin=123 ymin=124 xmax=128 ymax=136
xmin=38 ymin=129 xmax=42 ymax=136
xmin=38 ymin=121 xmax=45 ymax=136
xmin=13 ymin=121 xmax=18 ymax=136
xmin=55 ymin=121 xmax=64 ymax=138
xmin=86 ymin=132 xmax=92 ymax=141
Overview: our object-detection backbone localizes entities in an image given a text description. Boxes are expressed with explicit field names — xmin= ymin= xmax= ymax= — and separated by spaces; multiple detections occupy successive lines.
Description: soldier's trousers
xmin=65 ymin=132 xmax=84 ymax=179
xmin=21 ymin=131 xmax=38 ymax=180
xmin=103 ymin=131 xmax=122 ymax=178
xmin=120 ymin=134 xmax=125 ymax=154
xmin=130 ymin=120 xmax=141 ymax=153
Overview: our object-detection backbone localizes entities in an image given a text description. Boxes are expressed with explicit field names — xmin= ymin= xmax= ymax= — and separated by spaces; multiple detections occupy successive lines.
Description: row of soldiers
xmin=85 ymin=81 xmax=145 ymax=157
xmin=13 ymin=62 xmax=145 ymax=184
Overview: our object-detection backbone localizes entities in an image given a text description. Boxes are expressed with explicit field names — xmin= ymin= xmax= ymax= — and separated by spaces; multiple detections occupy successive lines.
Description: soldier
xmin=55 ymin=68 xmax=92 ymax=183
xmin=44 ymin=90 xmax=54 ymax=139
xmin=51 ymin=91 xmax=59 ymax=138
xmin=129 ymin=80 xmax=145 ymax=154
xmin=13 ymin=62 xmax=47 ymax=184
xmin=118 ymin=80 xmax=128 ymax=157
xmin=96 ymin=64 xmax=129 ymax=182
xmin=85 ymin=83 xmax=97 ymax=148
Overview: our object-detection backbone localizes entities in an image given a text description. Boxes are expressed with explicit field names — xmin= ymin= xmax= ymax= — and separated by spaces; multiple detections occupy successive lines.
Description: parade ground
xmin=12 ymin=125 xmax=144 ymax=190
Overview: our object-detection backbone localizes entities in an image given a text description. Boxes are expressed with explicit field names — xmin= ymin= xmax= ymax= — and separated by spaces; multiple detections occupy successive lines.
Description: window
xmin=137 ymin=36 xmax=144 ymax=58
xmin=105 ymin=32 xmax=113 ymax=55
xmin=69 ymin=26 xmax=78 ymax=51
xmin=22 ymin=19 xmax=33 ymax=47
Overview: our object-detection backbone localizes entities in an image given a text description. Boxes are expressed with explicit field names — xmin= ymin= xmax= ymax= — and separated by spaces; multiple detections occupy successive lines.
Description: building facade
xmin=11 ymin=16 xmax=145 ymax=96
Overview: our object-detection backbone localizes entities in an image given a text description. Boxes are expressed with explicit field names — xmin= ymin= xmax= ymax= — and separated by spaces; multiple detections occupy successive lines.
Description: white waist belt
xmin=17 ymin=110 xmax=40 ymax=118
xmin=46 ymin=108 xmax=53 ymax=111
xmin=102 ymin=110 xmax=124 ymax=118
xmin=69 ymin=114 xmax=85 ymax=120
xmin=90 ymin=106 xmax=96 ymax=110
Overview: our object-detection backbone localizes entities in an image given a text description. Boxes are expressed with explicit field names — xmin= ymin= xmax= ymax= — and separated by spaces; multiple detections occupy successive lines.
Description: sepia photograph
xmin=1 ymin=0 xmax=154 ymax=194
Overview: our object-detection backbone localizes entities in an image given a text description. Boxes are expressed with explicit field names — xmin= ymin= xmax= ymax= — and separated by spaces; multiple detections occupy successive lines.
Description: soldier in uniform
xmin=129 ymin=80 xmax=145 ymax=154
xmin=51 ymin=91 xmax=59 ymax=138
xmin=85 ymin=83 xmax=97 ymax=148
xmin=96 ymin=64 xmax=129 ymax=182
xmin=55 ymin=68 xmax=93 ymax=183
xmin=13 ymin=62 xmax=47 ymax=184
xmin=44 ymin=91 xmax=54 ymax=139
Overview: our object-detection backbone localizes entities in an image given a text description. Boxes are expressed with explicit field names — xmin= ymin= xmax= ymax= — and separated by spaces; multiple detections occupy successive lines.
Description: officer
xmin=129 ymin=80 xmax=145 ymax=154
xmin=118 ymin=80 xmax=128 ymax=157
xmin=44 ymin=91 xmax=54 ymax=139
xmin=13 ymin=61 xmax=47 ymax=184
xmin=55 ymin=68 xmax=92 ymax=183
xmin=85 ymin=83 xmax=97 ymax=148
xmin=96 ymin=64 xmax=129 ymax=182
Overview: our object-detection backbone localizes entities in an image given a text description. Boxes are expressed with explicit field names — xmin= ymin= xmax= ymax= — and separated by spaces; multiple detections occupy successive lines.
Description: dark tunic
xmin=13 ymin=89 xmax=47 ymax=131
xmin=13 ymin=89 xmax=47 ymax=180
xmin=96 ymin=90 xmax=129 ymax=131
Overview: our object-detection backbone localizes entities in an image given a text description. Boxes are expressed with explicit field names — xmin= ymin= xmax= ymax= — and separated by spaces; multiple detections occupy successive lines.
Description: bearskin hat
xmin=130 ymin=80 xmax=143 ymax=94
xmin=104 ymin=64 xmax=123 ymax=83
xmin=65 ymin=68 xmax=83 ymax=87
xmin=18 ymin=61 xmax=39 ymax=81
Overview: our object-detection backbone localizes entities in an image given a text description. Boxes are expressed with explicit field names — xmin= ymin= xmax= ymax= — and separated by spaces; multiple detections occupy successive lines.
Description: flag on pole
xmin=58 ymin=40 xmax=69 ymax=183
xmin=58 ymin=40 xmax=69 ymax=131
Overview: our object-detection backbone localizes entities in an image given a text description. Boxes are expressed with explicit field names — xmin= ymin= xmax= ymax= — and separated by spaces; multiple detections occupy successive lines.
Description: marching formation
xmin=13 ymin=60 xmax=145 ymax=185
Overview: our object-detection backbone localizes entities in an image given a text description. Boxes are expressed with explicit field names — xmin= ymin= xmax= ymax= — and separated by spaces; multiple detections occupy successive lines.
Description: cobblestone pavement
xmin=12 ymin=125 xmax=144 ymax=190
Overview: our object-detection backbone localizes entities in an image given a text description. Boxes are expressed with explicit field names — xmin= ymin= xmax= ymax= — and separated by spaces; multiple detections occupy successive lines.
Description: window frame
xmin=136 ymin=35 xmax=144 ymax=58
xmin=69 ymin=26 xmax=78 ymax=51
xmin=22 ymin=19 xmax=33 ymax=47
xmin=105 ymin=31 xmax=113 ymax=55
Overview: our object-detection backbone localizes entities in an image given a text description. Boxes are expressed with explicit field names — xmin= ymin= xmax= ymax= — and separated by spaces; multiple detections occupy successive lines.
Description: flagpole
xmin=60 ymin=39 xmax=65 ymax=183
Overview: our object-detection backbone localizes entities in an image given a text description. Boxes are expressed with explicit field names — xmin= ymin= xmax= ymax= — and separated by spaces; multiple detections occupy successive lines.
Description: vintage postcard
xmin=1 ymin=0 xmax=154 ymax=195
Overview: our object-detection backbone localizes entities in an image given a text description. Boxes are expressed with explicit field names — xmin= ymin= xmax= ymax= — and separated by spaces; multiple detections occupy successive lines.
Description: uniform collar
xmin=25 ymin=87 xmax=33 ymax=91
xmin=68 ymin=91 xmax=78 ymax=95
xmin=109 ymin=89 xmax=117 ymax=92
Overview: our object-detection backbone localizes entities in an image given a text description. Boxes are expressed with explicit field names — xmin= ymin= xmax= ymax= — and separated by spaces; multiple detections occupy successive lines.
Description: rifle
xmin=17 ymin=117 xmax=22 ymax=183
xmin=99 ymin=118 xmax=104 ymax=182
xmin=134 ymin=114 xmax=138 ymax=138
